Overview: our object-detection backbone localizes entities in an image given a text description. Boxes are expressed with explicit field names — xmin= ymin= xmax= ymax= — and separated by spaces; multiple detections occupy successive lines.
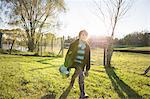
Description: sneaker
xmin=80 ymin=93 xmax=89 ymax=99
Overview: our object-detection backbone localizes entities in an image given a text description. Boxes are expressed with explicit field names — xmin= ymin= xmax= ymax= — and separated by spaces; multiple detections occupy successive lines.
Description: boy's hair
xmin=79 ymin=30 xmax=88 ymax=37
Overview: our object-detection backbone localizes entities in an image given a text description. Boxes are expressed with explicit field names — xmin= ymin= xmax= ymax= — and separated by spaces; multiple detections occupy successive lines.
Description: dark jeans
xmin=59 ymin=67 xmax=85 ymax=99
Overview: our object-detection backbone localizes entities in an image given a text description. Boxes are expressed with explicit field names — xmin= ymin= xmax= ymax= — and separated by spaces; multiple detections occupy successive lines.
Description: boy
xmin=60 ymin=30 xmax=91 ymax=99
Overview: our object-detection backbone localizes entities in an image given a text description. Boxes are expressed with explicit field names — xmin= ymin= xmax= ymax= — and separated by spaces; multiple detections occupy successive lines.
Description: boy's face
xmin=79 ymin=32 xmax=88 ymax=41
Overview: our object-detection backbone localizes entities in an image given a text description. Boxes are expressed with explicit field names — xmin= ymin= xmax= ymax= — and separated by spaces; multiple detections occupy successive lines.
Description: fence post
xmin=9 ymin=39 xmax=15 ymax=54
xmin=0 ymin=32 xmax=3 ymax=48
xmin=41 ymin=34 xmax=43 ymax=56
xmin=51 ymin=36 xmax=54 ymax=53
xmin=103 ymin=45 xmax=107 ymax=66
xmin=61 ymin=36 xmax=64 ymax=57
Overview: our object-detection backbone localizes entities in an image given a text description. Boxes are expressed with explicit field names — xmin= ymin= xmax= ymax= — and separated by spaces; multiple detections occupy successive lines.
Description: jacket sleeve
xmin=65 ymin=43 xmax=73 ymax=58
xmin=86 ymin=45 xmax=91 ymax=71
xmin=64 ymin=43 xmax=73 ymax=67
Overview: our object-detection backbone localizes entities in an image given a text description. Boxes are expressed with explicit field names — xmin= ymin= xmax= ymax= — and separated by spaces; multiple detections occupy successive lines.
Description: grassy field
xmin=0 ymin=51 xmax=150 ymax=99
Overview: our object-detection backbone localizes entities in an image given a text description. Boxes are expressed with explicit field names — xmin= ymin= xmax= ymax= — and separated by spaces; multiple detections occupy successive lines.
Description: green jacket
xmin=64 ymin=39 xmax=91 ymax=71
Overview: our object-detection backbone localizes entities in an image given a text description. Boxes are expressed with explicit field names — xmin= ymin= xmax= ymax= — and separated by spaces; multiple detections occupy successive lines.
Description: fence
xmin=38 ymin=37 xmax=64 ymax=56
xmin=1 ymin=32 xmax=64 ymax=56
xmin=90 ymin=47 xmax=104 ymax=66
xmin=1 ymin=32 xmax=105 ymax=65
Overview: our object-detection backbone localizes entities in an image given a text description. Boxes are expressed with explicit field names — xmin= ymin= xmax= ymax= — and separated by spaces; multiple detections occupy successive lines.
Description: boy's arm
xmin=86 ymin=46 xmax=91 ymax=72
xmin=85 ymin=49 xmax=90 ymax=77
xmin=66 ymin=44 xmax=73 ymax=56
xmin=84 ymin=48 xmax=90 ymax=77
xmin=64 ymin=43 xmax=73 ymax=67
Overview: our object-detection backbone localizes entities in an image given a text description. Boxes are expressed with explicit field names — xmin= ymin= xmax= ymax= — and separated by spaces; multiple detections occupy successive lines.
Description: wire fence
xmin=38 ymin=37 xmax=63 ymax=56
xmin=91 ymin=48 xmax=104 ymax=66
xmin=1 ymin=34 xmax=64 ymax=56
xmin=1 ymin=32 xmax=104 ymax=65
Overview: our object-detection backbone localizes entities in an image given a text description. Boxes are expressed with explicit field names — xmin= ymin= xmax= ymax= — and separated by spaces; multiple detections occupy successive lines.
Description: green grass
xmin=0 ymin=52 xmax=150 ymax=99
xmin=114 ymin=47 xmax=150 ymax=51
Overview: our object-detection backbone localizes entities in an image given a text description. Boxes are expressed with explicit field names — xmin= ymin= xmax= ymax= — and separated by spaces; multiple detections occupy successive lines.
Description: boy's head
xmin=79 ymin=30 xmax=88 ymax=41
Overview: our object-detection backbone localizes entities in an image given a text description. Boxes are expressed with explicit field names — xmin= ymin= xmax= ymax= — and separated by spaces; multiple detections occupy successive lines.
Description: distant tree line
xmin=114 ymin=31 xmax=150 ymax=47
xmin=63 ymin=31 xmax=150 ymax=49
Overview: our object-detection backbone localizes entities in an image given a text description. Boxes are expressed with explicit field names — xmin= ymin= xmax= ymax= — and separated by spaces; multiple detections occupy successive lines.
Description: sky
xmin=0 ymin=0 xmax=150 ymax=39
xmin=57 ymin=0 xmax=150 ymax=38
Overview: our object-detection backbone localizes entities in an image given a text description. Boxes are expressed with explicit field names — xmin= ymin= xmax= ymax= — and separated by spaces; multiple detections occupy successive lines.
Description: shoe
xmin=80 ymin=93 xmax=89 ymax=99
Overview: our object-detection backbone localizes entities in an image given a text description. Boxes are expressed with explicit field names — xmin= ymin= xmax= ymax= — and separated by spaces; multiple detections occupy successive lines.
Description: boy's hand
xmin=84 ymin=71 xmax=89 ymax=77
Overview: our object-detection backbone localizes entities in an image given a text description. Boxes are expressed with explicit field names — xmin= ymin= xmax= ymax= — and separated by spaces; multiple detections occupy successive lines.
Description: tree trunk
xmin=106 ymin=38 xmax=113 ymax=67
xmin=106 ymin=45 xmax=113 ymax=67
xmin=28 ymin=38 xmax=35 ymax=52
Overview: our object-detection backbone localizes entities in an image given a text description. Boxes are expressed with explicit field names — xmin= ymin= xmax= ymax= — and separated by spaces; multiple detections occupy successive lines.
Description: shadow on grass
xmin=41 ymin=93 xmax=56 ymax=99
xmin=105 ymin=66 xmax=142 ymax=99
xmin=36 ymin=58 xmax=55 ymax=65
xmin=91 ymin=69 xmax=105 ymax=73
xmin=29 ymin=66 xmax=56 ymax=71
xmin=29 ymin=58 xmax=60 ymax=71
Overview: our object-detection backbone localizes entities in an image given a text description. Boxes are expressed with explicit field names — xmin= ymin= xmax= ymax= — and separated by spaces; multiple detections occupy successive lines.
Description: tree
xmin=143 ymin=32 xmax=150 ymax=46
xmin=0 ymin=0 xmax=65 ymax=52
xmin=115 ymin=31 xmax=150 ymax=47
xmin=123 ymin=33 xmax=144 ymax=46
xmin=93 ymin=0 xmax=134 ymax=66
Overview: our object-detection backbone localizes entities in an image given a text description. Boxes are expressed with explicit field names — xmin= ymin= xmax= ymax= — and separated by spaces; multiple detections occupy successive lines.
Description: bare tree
xmin=93 ymin=0 xmax=134 ymax=66
xmin=1 ymin=0 xmax=65 ymax=52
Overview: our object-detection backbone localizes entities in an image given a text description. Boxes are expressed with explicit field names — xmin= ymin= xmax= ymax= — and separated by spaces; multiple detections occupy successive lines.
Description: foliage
xmin=114 ymin=32 xmax=150 ymax=47
xmin=114 ymin=47 xmax=150 ymax=51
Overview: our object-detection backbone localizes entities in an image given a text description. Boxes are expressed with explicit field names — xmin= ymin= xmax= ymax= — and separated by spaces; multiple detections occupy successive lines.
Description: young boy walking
xmin=60 ymin=30 xmax=91 ymax=99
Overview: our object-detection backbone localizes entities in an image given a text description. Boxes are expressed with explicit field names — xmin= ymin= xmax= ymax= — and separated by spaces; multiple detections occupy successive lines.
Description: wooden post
xmin=57 ymin=36 xmax=64 ymax=57
xmin=103 ymin=46 xmax=106 ymax=66
xmin=0 ymin=32 xmax=3 ymax=48
xmin=41 ymin=34 xmax=43 ymax=56
xmin=61 ymin=36 xmax=64 ymax=57
xmin=44 ymin=38 xmax=46 ymax=52
xmin=9 ymin=39 xmax=15 ymax=54
xmin=51 ymin=36 xmax=54 ymax=53
xmin=37 ymin=42 xmax=40 ymax=54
